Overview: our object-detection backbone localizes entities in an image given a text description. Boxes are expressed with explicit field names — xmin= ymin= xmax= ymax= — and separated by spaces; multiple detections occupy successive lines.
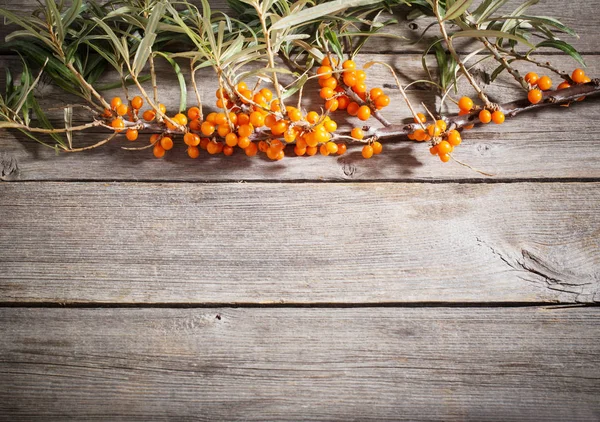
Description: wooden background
xmin=1 ymin=0 xmax=599 ymax=420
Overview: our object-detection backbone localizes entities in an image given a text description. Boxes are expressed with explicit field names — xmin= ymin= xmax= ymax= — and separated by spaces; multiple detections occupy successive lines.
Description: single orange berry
xmin=160 ymin=137 xmax=174 ymax=151
xmin=215 ymin=113 xmax=228 ymax=125
xmin=306 ymin=111 xmax=320 ymax=124
xmin=427 ymin=124 xmax=441 ymax=137
xmin=342 ymin=71 xmax=357 ymax=87
xmin=223 ymin=145 xmax=234 ymax=156
xmin=319 ymin=144 xmax=330 ymax=156
xmin=217 ymin=123 xmax=231 ymax=137
xmin=306 ymin=145 xmax=318 ymax=156
xmin=321 ymin=56 xmax=337 ymax=67
xmin=430 ymin=146 xmax=439 ymax=155
xmin=111 ymin=118 xmax=125 ymax=132
xmin=245 ymin=142 xmax=258 ymax=157
xmin=352 ymin=82 xmax=367 ymax=94
xmin=436 ymin=120 xmax=447 ymax=131
xmin=413 ymin=129 xmax=427 ymax=142
xmin=347 ymin=102 xmax=360 ymax=116
xmin=187 ymin=107 xmax=201 ymax=120
xmin=372 ymin=141 xmax=382 ymax=155
xmin=225 ymin=133 xmax=238 ymax=147
xmin=524 ymin=72 xmax=539 ymax=86
xmin=557 ymin=81 xmax=571 ymax=90
xmin=414 ymin=113 xmax=427 ymax=124
xmin=238 ymin=124 xmax=253 ymax=138
xmin=491 ymin=110 xmax=505 ymax=124
xmin=258 ymin=88 xmax=272 ymax=102
xmin=342 ymin=60 xmax=356 ymax=70
xmin=374 ymin=95 xmax=390 ymax=109
xmin=362 ymin=144 xmax=374 ymax=159
xmin=199 ymin=137 xmax=210 ymax=150
xmin=437 ymin=140 xmax=452 ymax=155
xmin=250 ymin=111 xmax=265 ymax=127
xmin=187 ymin=146 xmax=200 ymax=159
xmin=206 ymin=141 xmax=221 ymax=155
xmin=189 ymin=119 xmax=202 ymax=131
xmin=158 ymin=103 xmax=167 ymax=114
xmin=237 ymin=113 xmax=250 ymax=125
xmin=110 ymin=97 xmax=122 ymax=111
xmin=320 ymin=87 xmax=335 ymax=100
xmin=447 ymin=130 xmax=461 ymax=146
xmin=322 ymin=77 xmax=338 ymax=90
xmin=439 ymin=153 xmax=451 ymax=163
xmin=336 ymin=143 xmax=347 ymax=155
xmin=287 ymin=108 xmax=303 ymax=122
xmin=131 ymin=96 xmax=143 ymax=110
xmin=571 ymin=68 xmax=586 ymax=84
xmin=458 ymin=96 xmax=473 ymax=112
xmin=174 ymin=113 xmax=188 ymax=126
xmin=116 ymin=104 xmax=129 ymax=116
xmin=126 ymin=129 xmax=138 ymax=141
xmin=317 ymin=66 xmax=333 ymax=79
xmin=236 ymin=81 xmax=248 ymax=91
xmin=149 ymin=134 xmax=160 ymax=145
xmin=528 ymin=89 xmax=543 ymax=104
xmin=258 ymin=140 xmax=269 ymax=153
xmin=325 ymin=98 xmax=339 ymax=112
xmin=153 ymin=143 xmax=165 ymax=158
xmin=337 ymin=95 xmax=350 ymax=110
xmin=326 ymin=142 xmax=338 ymax=154
xmin=357 ymin=105 xmax=371 ymax=121
xmin=284 ymin=129 xmax=296 ymax=143
xmin=369 ymin=87 xmax=384 ymax=100
xmin=294 ymin=145 xmax=306 ymax=156
xmin=201 ymin=121 xmax=215 ymax=136
xmin=537 ymin=76 xmax=552 ymax=91
xmin=237 ymin=136 xmax=251 ymax=149
xmin=324 ymin=119 xmax=337 ymax=133
xmin=479 ymin=109 xmax=492 ymax=124
xmin=184 ymin=133 xmax=198 ymax=146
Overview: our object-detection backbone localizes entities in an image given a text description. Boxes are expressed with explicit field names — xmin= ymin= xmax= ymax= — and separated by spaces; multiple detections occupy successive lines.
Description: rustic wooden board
xmin=0 ymin=0 xmax=598 ymax=54
xmin=1 ymin=182 xmax=599 ymax=304
xmin=1 ymin=53 xmax=599 ymax=182
xmin=0 ymin=307 xmax=598 ymax=420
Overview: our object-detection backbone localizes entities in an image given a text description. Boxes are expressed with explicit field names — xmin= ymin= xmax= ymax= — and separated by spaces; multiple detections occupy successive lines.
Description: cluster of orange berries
xmin=105 ymin=95 xmax=145 ymax=141
xmin=406 ymin=113 xmax=461 ymax=162
xmin=526 ymin=68 xmax=591 ymax=104
xmin=348 ymin=127 xmax=383 ymax=158
xmin=454 ymin=96 xmax=506 ymax=126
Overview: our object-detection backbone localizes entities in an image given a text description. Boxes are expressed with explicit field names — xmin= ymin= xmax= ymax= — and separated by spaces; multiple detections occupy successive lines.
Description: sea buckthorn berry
xmin=304 ymin=145 xmax=317 ymax=156
xmin=250 ymin=111 xmax=265 ymax=127
xmin=437 ymin=140 xmax=452 ymax=155
xmin=116 ymin=104 xmax=129 ymax=116
xmin=284 ymin=129 xmax=296 ymax=143
xmin=582 ymin=76 xmax=591 ymax=83
xmin=342 ymin=60 xmax=356 ymax=70
xmin=353 ymin=83 xmax=367 ymax=94
xmin=557 ymin=81 xmax=571 ymax=90
xmin=270 ymin=99 xmax=281 ymax=112
xmin=149 ymin=134 xmax=160 ymax=144
xmin=306 ymin=111 xmax=320 ymax=124
xmin=372 ymin=141 xmax=383 ymax=155
xmin=223 ymin=145 xmax=234 ymax=156
xmin=524 ymin=72 xmax=539 ymax=86
xmin=429 ymin=145 xmax=438 ymax=155
xmin=126 ymin=129 xmax=138 ymax=141
xmin=110 ymin=97 xmax=122 ymax=110
xmin=414 ymin=113 xmax=427 ymax=124
xmin=357 ymin=105 xmax=371 ymax=121
xmin=111 ymin=118 xmax=125 ymax=132
xmin=184 ymin=133 xmax=197 ymax=146
xmin=253 ymin=93 xmax=267 ymax=107
xmin=131 ymin=96 xmax=143 ymax=110
xmin=142 ymin=109 xmax=155 ymax=122
xmin=102 ymin=108 xmax=112 ymax=118
xmin=317 ymin=66 xmax=333 ymax=79
xmin=225 ymin=133 xmax=238 ymax=147
xmin=427 ymin=124 xmax=441 ymax=137
xmin=187 ymin=106 xmax=201 ymax=120
xmin=237 ymin=113 xmax=250 ymax=125
xmin=337 ymin=95 xmax=350 ymax=110
xmin=458 ymin=109 xmax=470 ymax=116
xmin=236 ymin=81 xmax=248 ymax=91
xmin=189 ymin=119 xmax=201 ymax=131
xmin=374 ymin=95 xmax=390 ymax=109
xmin=174 ymin=113 xmax=188 ymax=126
xmin=294 ymin=145 xmax=306 ymax=156
xmin=187 ymin=146 xmax=200 ymax=159
xmin=205 ymin=112 xmax=217 ymax=124
xmin=199 ymin=137 xmax=210 ymax=150
xmin=322 ymin=77 xmax=338 ymax=90
xmin=215 ymin=87 xmax=228 ymax=99
xmin=217 ymin=123 xmax=231 ymax=137
xmin=259 ymin=88 xmax=273 ymax=102
xmin=160 ymin=136 xmax=173 ymax=151
xmin=436 ymin=120 xmax=447 ymax=132
xmin=153 ymin=143 xmax=165 ymax=158
xmin=528 ymin=89 xmax=543 ymax=104
xmin=324 ymin=119 xmax=337 ymax=133
xmin=336 ymin=143 xmax=347 ymax=155
xmin=288 ymin=108 xmax=303 ymax=122
xmin=264 ymin=114 xmax=277 ymax=128
xmin=237 ymin=136 xmax=251 ymax=149
xmin=271 ymin=120 xmax=289 ymax=136
xmin=464 ymin=123 xmax=474 ymax=130
xmin=320 ymin=87 xmax=335 ymax=100
xmin=325 ymin=98 xmax=339 ymax=112
xmin=239 ymin=89 xmax=253 ymax=104
xmin=407 ymin=132 xmax=416 ymax=141
xmin=215 ymin=113 xmax=227 ymax=125
xmin=439 ymin=153 xmax=451 ymax=163
xmin=258 ymin=140 xmax=269 ymax=152
xmin=158 ymin=103 xmax=167 ymax=114
xmin=413 ymin=129 xmax=427 ymax=142
xmin=314 ymin=129 xmax=330 ymax=144
xmin=537 ymin=76 xmax=552 ymax=91
xmin=458 ymin=96 xmax=473 ymax=112
xmin=347 ymin=102 xmax=360 ymax=116
xmin=571 ymin=68 xmax=586 ymax=84
xmin=479 ymin=109 xmax=492 ymax=124
xmin=206 ymin=141 xmax=221 ymax=155
xmin=319 ymin=144 xmax=329 ymax=156
xmin=216 ymin=98 xmax=227 ymax=109
xmin=356 ymin=70 xmax=367 ymax=82
xmin=245 ymin=142 xmax=258 ymax=157
xmin=491 ymin=110 xmax=505 ymax=124
xmin=370 ymin=87 xmax=384 ymax=100
xmin=326 ymin=142 xmax=338 ymax=154
xmin=296 ymin=138 xmax=307 ymax=150
xmin=201 ymin=121 xmax=215 ymax=136
xmin=342 ymin=71 xmax=358 ymax=87
xmin=447 ymin=130 xmax=461 ymax=146
xmin=362 ymin=144 xmax=374 ymax=159
xmin=238 ymin=124 xmax=253 ymax=138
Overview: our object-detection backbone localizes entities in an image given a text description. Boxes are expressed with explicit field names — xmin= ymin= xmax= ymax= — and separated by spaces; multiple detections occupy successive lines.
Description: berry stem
xmin=479 ymin=38 xmax=529 ymax=91
xmin=190 ymin=59 xmax=204 ymax=121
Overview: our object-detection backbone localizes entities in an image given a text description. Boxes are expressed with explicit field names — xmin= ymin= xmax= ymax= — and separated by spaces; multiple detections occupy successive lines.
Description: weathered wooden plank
xmin=0 ymin=0 xmax=598 ymax=54
xmin=0 ymin=307 xmax=598 ymax=420
xmin=1 ymin=53 xmax=599 ymax=182
xmin=1 ymin=182 xmax=599 ymax=304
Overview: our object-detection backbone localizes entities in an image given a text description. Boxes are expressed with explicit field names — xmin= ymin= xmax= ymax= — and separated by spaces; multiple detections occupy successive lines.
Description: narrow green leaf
xmin=62 ymin=0 xmax=83 ymax=28
xmin=444 ymin=0 xmax=474 ymax=21
xmin=535 ymin=40 xmax=585 ymax=66
xmin=91 ymin=17 xmax=127 ymax=60
xmin=154 ymin=52 xmax=187 ymax=113
xmin=31 ymin=96 xmax=66 ymax=147
xmin=46 ymin=0 xmax=65 ymax=43
xmin=452 ymin=29 xmax=534 ymax=48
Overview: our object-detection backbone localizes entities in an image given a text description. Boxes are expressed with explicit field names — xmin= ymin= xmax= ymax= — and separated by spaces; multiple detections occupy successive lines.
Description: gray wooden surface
xmin=1 ymin=0 xmax=599 ymax=420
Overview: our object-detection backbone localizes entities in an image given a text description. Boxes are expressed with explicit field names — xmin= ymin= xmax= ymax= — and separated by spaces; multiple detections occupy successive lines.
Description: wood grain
xmin=1 ymin=182 xmax=599 ymax=304
xmin=0 ymin=307 xmax=599 ymax=421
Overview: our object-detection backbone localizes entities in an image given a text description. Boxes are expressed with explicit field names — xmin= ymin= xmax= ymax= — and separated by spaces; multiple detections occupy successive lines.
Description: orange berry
xmin=372 ymin=141 xmax=383 ymax=155
xmin=174 ymin=113 xmax=188 ymax=126
xmin=362 ymin=144 xmax=374 ymax=159
xmin=294 ymin=145 xmax=306 ymax=156
xmin=439 ymin=153 xmax=451 ymax=163
xmin=158 ymin=103 xmax=167 ymax=114
xmin=427 ymin=124 xmax=441 ymax=137
xmin=149 ymin=134 xmax=160 ymax=144
xmin=342 ymin=71 xmax=357 ymax=87
xmin=215 ymin=87 xmax=228 ymax=99
xmin=110 ymin=97 xmax=122 ymax=111
xmin=250 ymin=111 xmax=265 ymax=127
xmin=187 ymin=107 xmax=201 ymax=120
xmin=225 ymin=133 xmax=238 ymax=147
xmin=228 ymin=112 xmax=238 ymax=126
xmin=271 ymin=120 xmax=289 ymax=136
xmin=314 ymin=128 xmax=329 ymax=144
xmin=356 ymin=70 xmax=367 ymax=81
xmin=320 ymin=87 xmax=335 ymax=100
xmin=102 ymin=108 xmax=112 ymax=118
xmin=491 ymin=110 xmax=505 ymax=124
xmin=317 ymin=66 xmax=333 ymax=79
xmin=205 ymin=112 xmax=217 ymax=124
xmin=238 ymin=124 xmax=253 ymax=138
xmin=126 ymin=129 xmax=138 ymax=141
xmin=353 ymin=82 xmax=367 ymax=94
xmin=342 ymin=60 xmax=356 ymax=70
xmin=458 ymin=109 xmax=471 ymax=116
xmin=287 ymin=108 xmax=303 ymax=122
xmin=458 ymin=96 xmax=473 ymax=111
xmin=322 ymin=77 xmax=338 ymax=90
xmin=206 ymin=141 xmax=221 ymax=155
xmin=270 ymin=99 xmax=281 ymax=112
xmin=160 ymin=136 xmax=173 ymax=151
xmin=337 ymin=95 xmax=350 ymax=110
xmin=524 ymin=72 xmax=539 ymax=86
xmin=557 ymin=81 xmax=571 ymax=90
xmin=369 ymin=87 xmax=384 ymax=100
xmin=325 ymin=98 xmax=339 ymax=112
xmin=184 ymin=133 xmax=199 ymax=146
xmin=357 ymin=105 xmax=371 ymax=121
xmin=324 ymin=119 xmax=337 ymax=132
xmin=237 ymin=136 xmax=251 ymax=149
xmin=111 ymin=118 xmax=125 ymax=132
xmin=326 ymin=141 xmax=338 ymax=154
xmin=201 ymin=121 xmax=215 ymax=136
xmin=189 ymin=119 xmax=201 ymax=131
xmin=187 ymin=146 xmax=200 ymax=159
xmin=306 ymin=111 xmax=320 ymax=124
xmin=429 ymin=146 xmax=439 ymax=155
xmin=413 ymin=129 xmax=427 ymax=142
xmin=436 ymin=120 xmax=447 ymax=132
xmin=296 ymin=138 xmax=307 ymax=150
xmin=116 ymin=104 xmax=129 ymax=116
xmin=321 ymin=56 xmax=337 ymax=67
xmin=199 ymin=137 xmax=210 ymax=150
xmin=374 ymin=95 xmax=390 ymax=109
xmin=223 ymin=145 xmax=234 ymax=156
xmin=414 ymin=113 xmax=427 ymax=124
xmin=571 ymin=68 xmax=586 ymax=84
xmin=258 ymin=140 xmax=269 ymax=152
xmin=215 ymin=113 xmax=228 ymax=125
xmin=217 ymin=123 xmax=231 ymax=137
xmin=336 ymin=143 xmax=347 ymax=155
xmin=237 ymin=113 xmax=250 ymax=125
xmin=304 ymin=145 xmax=316 ymax=156
xmin=264 ymin=114 xmax=277 ymax=128
xmin=253 ymin=93 xmax=267 ymax=107
xmin=447 ymin=130 xmax=461 ymax=146
xmin=464 ymin=123 xmax=475 ymax=130
xmin=479 ymin=109 xmax=492 ymax=124
xmin=131 ymin=96 xmax=143 ymax=110
xmin=284 ymin=129 xmax=296 ymax=143
xmin=245 ymin=142 xmax=258 ymax=156
xmin=153 ymin=143 xmax=165 ymax=158
xmin=437 ymin=140 xmax=452 ymax=155
xmin=528 ymin=89 xmax=543 ymax=104
xmin=347 ymin=102 xmax=360 ymax=116
xmin=537 ymin=76 xmax=552 ymax=91
xmin=318 ymin=144 xmax=329 ymax=156
xmin=236 ymin=81 xmax=248 ymax=91
xmin=259 ymin=88 xmax=273 ymax=102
